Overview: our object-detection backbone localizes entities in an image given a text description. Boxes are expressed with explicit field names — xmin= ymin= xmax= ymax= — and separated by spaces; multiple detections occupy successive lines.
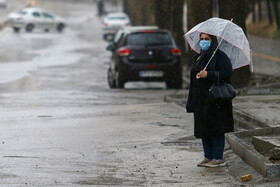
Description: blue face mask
xmin=200 ymin=40 xmax=211 ymax=51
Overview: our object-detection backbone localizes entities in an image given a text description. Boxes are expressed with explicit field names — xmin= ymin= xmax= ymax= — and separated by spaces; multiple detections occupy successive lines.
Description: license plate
xmin=139 ymin=71 xmax=163 ymax=77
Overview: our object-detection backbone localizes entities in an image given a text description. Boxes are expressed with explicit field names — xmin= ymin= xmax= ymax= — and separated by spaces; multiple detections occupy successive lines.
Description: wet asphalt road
xmin=0 ymin=1 xmax=263 ymax=186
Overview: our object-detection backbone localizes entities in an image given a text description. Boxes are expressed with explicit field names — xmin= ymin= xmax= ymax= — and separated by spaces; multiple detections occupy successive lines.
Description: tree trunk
xmin=267 ymin=0 xmax=273 ymax=24
xmin=123 ymin=0 xmax=155 ymax=26
xmin=252 ymin=0 xmax=256 ymax=23
xmin=154 ymin=0 xmax=185 ymax=62
xmin=186 ymin=0 xmax=212 ymax=66
xmin=123 ymin=0 xmax=128 ymax=13
xmin=154 ymin=0 xmax=172 ymax=29
xmin=187 ymin=0 xmax=212 ymax=30
xmin=123 ymin=0 xmax=197 ymax=67
xmin=272 ymin=0 xmax=280 ymax=30
xmin=123 ymin=0 xmax=136 ymax=25
xmin=171 ymin=0 xmax=185 ymax=57
xmin=218 ymin=0 xmax=247 ymax=33
xmin=258 ymin=0 xmax=263 ymax=21
xmin=218 ymin=0 xmax=251 ymax=88
xmin=141 ymin=0 xmax=156 ymax=25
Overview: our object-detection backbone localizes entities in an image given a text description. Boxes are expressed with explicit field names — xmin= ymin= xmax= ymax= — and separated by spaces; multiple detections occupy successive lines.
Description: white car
xmin=102 ymin=12 xmax=130 ymax=41
xmin=7 ymin=8 xmax=66 ymax=33
xmin=0 ymin=0 xmax=6 ymax=8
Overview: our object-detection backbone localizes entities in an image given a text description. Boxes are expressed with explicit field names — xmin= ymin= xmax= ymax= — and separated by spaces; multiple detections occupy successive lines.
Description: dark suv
xmin=106 ymin=28 xmax=182 ymax=89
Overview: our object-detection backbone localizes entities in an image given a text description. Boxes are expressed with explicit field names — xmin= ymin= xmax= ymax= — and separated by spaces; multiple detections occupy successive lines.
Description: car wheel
xmin=57 ymin=23 xmax=64 ymax=32
xmin=107 ymin=68 xmax=116 ymax=88
xmin=13 ymin=27 xmax=20 ymax=33
xmin=116 ymin=71 xmax=125 ymax=89
xmin=26 ymin=24 xmax=34 ymax=32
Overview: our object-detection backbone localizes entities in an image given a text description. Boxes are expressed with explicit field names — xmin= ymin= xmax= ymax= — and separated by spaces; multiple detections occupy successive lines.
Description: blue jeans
xmin=202 ymin=135 xmax=225 ymax=160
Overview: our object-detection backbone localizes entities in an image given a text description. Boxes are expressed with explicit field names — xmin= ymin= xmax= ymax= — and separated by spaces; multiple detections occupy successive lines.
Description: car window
xmin=127 ymin=32 xmax=172 ymax=46
xmin=114 ymin=32 xmax=124 ymax=43
xmin=42 ymin=12 xmax=54 ymax=19
xmin=108 ymin=16 xmax=126 ymax=20
xmin=116 ymin=35 xmax=126 ymax=48
xmin=32 ymin=12 xmax=41 ymax=17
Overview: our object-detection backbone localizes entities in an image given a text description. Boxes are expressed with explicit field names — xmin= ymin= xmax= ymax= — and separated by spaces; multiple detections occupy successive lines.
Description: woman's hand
xmin=198 ymin=69 xmax=207 ymax=78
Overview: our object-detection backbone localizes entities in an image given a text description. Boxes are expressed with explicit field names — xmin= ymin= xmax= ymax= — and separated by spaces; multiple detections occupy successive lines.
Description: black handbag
xmin=209 ymin=72 xmax=236 ymax=101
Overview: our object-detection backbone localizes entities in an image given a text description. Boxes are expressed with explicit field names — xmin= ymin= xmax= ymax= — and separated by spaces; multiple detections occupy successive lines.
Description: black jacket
xmin=186 ymin=49 xmax=234 ymax=138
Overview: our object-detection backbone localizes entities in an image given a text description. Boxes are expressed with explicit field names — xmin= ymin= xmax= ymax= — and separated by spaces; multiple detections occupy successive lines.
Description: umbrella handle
xmin=196 ymin=68 xmax=206 ymax=79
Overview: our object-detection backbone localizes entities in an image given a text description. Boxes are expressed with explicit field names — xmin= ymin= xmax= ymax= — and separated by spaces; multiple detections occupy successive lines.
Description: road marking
xmin=253 ymin=52 xmax=280 ymax=63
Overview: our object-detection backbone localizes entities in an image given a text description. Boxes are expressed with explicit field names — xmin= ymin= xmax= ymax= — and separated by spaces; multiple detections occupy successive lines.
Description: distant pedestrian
xmin=97 ymin=0 xmax=104 ymax=17
xmin=186 ymin=33 xmax=234 ymax=167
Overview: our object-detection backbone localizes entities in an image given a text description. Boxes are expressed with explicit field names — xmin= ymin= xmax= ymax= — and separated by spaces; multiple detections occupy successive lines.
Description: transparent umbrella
xmin=184 ymin=17 xmax=253 ymax=70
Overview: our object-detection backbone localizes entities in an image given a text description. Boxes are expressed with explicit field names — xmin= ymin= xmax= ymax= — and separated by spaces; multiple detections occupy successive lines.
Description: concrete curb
xmin=225 ymin=127 xmax=280 ymax=178
xmin=233 ymin=109 xmax=270 ymax=130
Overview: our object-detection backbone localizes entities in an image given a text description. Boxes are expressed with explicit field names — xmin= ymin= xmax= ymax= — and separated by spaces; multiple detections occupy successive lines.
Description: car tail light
xmin=118 ymin=48 xmax=130 ymax=56
xmin=171 ymin=48 xmax=181 ymax=56
xmin=148 ymin=65 xmax=155 ymax=69
xmin=17 ymin=17 xmax=23 ymax=21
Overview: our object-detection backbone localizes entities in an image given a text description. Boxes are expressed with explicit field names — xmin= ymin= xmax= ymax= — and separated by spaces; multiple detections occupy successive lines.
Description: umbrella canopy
xmin=184 ymin=17 xmax=252 ymax=70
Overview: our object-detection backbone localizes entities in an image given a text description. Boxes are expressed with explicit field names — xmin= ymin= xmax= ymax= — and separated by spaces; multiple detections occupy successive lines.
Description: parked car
xmin=7 ymin=8 xmax=66 ymax=33
xmin=102 ymin=12 xmax=130 ymax=41
xmin=106 ymin=27 xmax=182 ymax=89
xmin=0 ymin=0 xmax=6 ymax=8
xmin=112 ymin=26 xmax=159 ymax=44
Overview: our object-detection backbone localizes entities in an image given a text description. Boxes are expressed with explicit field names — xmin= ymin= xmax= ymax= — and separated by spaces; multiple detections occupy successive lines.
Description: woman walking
xmin=186 ymin=33 xmax=234 ymax=167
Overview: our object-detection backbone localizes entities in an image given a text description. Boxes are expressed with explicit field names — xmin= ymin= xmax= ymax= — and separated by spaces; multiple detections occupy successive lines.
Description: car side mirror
xmin=106 ymin=44 xmax=115 ymax=52
xmin=104 ymin=34 xmax=114 ymax=42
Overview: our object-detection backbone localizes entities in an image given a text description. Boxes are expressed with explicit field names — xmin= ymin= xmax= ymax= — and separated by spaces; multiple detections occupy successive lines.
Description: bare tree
xmin=123 ymin=0 xmax=185 ymax=51
xmin=218 ymin=0 xmax=251 ymax=88
xmin=187 ymin=0 xmax=212 ymax=30
xmin=251 ymin=0 xmax=257 ymax=23
xmin=154 ymin=0 xmax=185 ymax=54
xmin=186 ymin=0 xmax=212 ymax=66
xmin=272 ymin=0 xmax=280 ymax=30
xmin=258 ymin=0 xmax=263 ymax=21
xmin=123 ymin=0 xmax=155 ymax=25
xmin=267 ymin=0 xmax=273 ymax=24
